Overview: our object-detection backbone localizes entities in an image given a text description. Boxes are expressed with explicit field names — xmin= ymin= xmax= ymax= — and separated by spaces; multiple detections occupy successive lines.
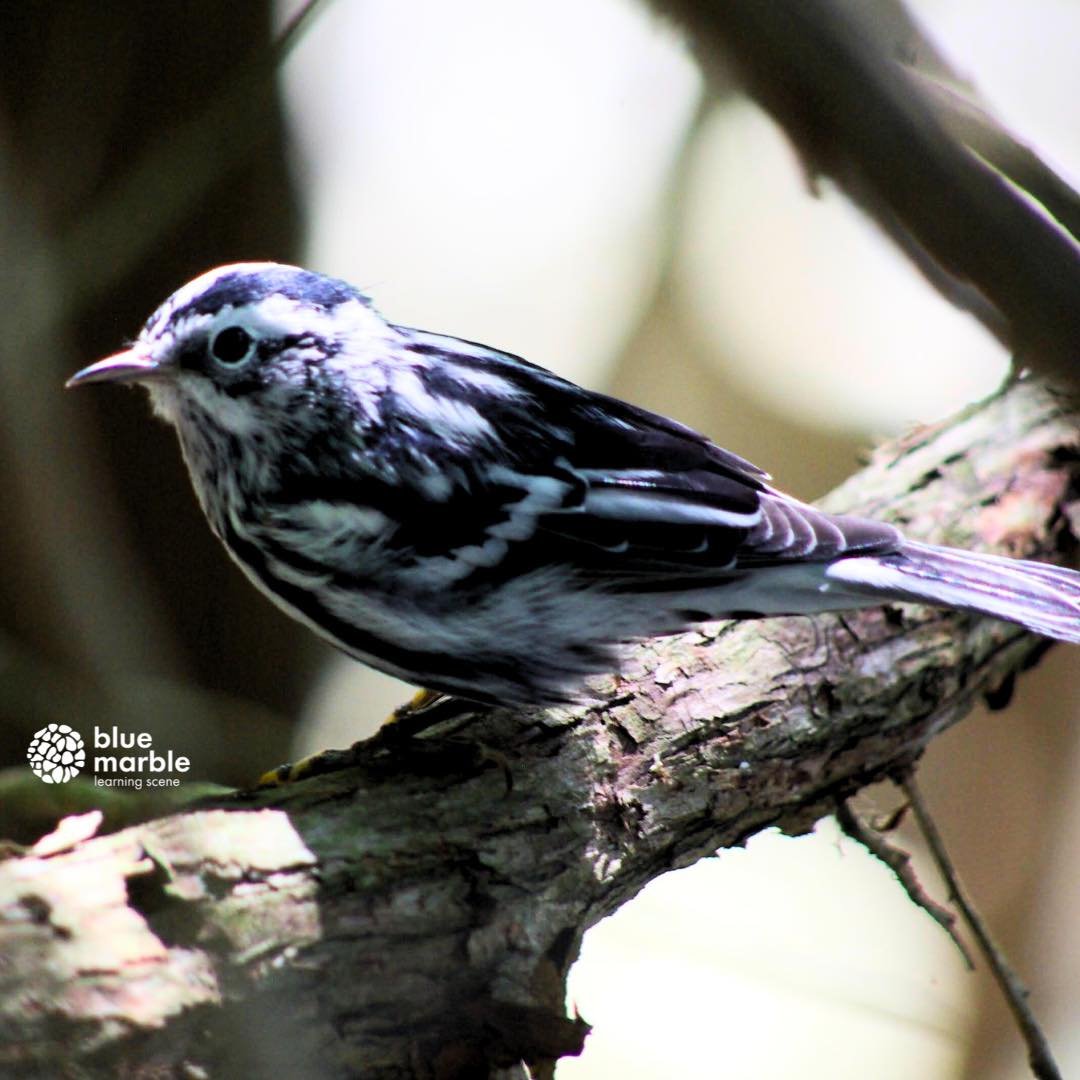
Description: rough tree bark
xmin=1 ymin=378 xmax=1077 ymax=1079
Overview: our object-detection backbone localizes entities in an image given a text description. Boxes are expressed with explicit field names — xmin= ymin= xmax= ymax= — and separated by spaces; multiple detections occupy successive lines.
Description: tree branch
xmin=834 ymin=800 xmax=974 ymax=969
xmin=1 ymin=378 xmax=1077 ymax=1078
xmin=646 ymin=0 xmax=1080 ymax=384
xmin=901 ymin=772 xmax=1064 ymax=1080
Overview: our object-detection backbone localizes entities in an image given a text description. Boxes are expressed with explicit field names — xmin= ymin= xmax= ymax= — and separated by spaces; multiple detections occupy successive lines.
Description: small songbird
xmin=67 ymin=263 xmax=1080 ymax=707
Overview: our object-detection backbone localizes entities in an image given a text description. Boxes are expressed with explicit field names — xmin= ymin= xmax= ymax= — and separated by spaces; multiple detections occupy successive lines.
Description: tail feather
xmin=825 ymin=540 xmax=1080 ymax=644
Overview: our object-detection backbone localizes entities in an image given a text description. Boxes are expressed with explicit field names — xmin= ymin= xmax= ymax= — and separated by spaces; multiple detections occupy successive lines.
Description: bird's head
xmin=66 ymin=262 xmax=396 ymax=436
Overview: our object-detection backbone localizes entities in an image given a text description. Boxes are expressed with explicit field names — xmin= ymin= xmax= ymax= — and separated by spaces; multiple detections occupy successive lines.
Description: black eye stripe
xmin=211 ymin=326 xmax=254 ymax=365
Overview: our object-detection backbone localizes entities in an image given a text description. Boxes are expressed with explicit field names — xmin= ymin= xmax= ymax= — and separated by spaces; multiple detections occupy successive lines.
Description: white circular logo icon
xmin=27 ymin=723 xmax=86 ymax=783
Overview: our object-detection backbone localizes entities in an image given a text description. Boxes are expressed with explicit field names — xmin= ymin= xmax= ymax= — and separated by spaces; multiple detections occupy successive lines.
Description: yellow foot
xmin=257 ymin=689 xmax=484 ymax=787
xmin=256 ymin=747 xmax=357 ymax=787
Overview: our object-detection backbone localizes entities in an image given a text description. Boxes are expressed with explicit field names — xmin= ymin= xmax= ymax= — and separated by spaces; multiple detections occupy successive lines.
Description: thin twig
xmin=899 ymin=770 xmax=1062 ymax=1080
xmin=272 ymin=0 xmax=331 ymax=65
xmin=835 ymin=801 xmax=974 ymax=969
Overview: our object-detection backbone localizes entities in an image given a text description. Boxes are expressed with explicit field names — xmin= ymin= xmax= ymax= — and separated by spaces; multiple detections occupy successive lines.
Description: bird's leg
xmin=257 ymin=689 xmax=488 ymax=787
xmin=382 ymin=689 xmax=512 ymax=789
xmin=380 ymin=688 xmax=479 ymax=740
xmin=257 ymin=747 xmax=359 ymax=787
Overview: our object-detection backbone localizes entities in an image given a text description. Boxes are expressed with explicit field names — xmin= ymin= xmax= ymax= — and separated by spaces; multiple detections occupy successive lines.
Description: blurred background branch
xmin=649 ymin=0 xmax=1080 ymax=384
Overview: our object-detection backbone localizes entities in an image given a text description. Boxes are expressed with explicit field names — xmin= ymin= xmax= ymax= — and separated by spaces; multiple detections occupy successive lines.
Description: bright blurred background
xmin=2 ymin=0 xmax=1078 ymax=1076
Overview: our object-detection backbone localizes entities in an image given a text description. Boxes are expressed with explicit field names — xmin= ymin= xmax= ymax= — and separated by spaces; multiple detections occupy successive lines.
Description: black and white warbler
xmin=68 ymin=263 xmax=1080 ymax=707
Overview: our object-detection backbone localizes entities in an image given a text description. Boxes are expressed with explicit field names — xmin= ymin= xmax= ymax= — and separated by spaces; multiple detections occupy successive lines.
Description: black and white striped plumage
xmin=67 ymin=263 xmax=1080 ymax=706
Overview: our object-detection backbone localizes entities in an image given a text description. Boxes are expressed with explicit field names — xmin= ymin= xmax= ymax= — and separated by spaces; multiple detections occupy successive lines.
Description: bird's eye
xmin=210 ymin=326 xmax=255 ymax=366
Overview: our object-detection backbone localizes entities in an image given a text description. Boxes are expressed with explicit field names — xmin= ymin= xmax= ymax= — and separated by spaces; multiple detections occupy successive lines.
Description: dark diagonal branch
xmin=0 ymin=379 xmax=1077 ymax=1078
xmin=648 ymin=0 xmax=1080 ymax=384
xmin=57 ymin=0 xmax=330 ymax=317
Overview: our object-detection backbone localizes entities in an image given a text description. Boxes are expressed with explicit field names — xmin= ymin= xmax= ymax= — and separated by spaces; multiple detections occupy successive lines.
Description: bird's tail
xmin=824 ymin=540 xmax=1080 ymax=644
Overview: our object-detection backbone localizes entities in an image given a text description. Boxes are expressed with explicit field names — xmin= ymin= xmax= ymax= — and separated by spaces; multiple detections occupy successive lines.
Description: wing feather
xmin=277 ymin=329 xmax=904 ymax=590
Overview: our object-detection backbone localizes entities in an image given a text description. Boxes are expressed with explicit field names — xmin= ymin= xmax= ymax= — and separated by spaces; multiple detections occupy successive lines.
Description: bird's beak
xmin=65 ymin=348 xmax=162 ymax=389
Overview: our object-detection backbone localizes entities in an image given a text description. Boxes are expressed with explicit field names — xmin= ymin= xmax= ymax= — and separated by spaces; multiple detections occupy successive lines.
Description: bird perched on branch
xmin=67 ymin=263 xmax=1080 ymax=708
